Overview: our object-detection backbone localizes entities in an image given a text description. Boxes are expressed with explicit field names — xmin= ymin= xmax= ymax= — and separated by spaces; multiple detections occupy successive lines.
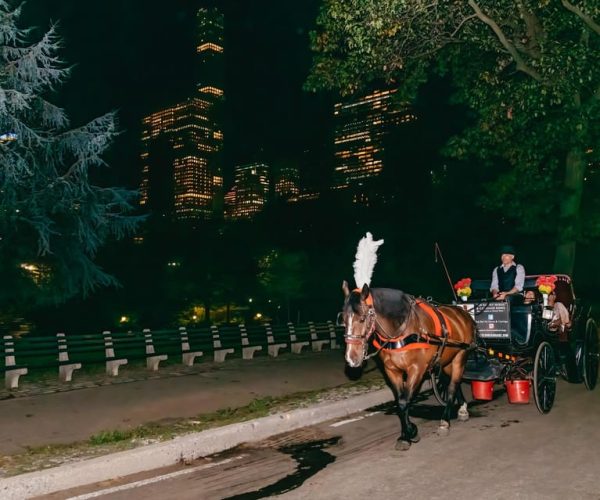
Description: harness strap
xmin=415 ymin=299 xmax=452 ymax=337
xmin=415 ymin=299 xmax=451 ymax=366
xmin=372 ymin=332 xmax=433 ymax=352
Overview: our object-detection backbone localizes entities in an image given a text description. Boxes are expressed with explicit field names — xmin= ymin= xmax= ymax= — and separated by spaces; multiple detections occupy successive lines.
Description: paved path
xmin=0 ymin=350 xmax=371 ymax=455
xmin=46 ymin=379 xmax=600 ymax=499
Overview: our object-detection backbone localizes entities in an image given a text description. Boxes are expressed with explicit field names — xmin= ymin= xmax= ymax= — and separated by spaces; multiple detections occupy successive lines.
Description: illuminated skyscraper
xmin=196 ymin=8 xmax=224 ymax=95
xmin=140 ymin=99 xmax=223 ymax=220
xmin=227 ymin=163 xmax=270 ymax=219
xmin=223 ymin=186 xmax=237 ymax=219
xmin=274 ymin=166 xmax=300 ymax=200
xmin=140 ymin=8 xmax=224 ymax=221
xmin=333 ymin=89 xmax=415 ymax=190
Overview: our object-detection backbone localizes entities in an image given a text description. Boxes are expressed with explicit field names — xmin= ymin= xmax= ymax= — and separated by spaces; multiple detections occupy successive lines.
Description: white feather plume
xmin=353 ymin=232 xmax=384 ymax=289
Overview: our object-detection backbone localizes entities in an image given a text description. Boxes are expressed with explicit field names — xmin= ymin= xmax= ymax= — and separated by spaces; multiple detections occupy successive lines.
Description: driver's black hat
xmin=499 ymin=245 xmax=516 ymax=256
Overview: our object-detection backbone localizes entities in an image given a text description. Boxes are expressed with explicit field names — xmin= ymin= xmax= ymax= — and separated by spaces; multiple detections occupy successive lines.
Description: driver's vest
xmin=496 ymin=265 xmax=517 ymax=292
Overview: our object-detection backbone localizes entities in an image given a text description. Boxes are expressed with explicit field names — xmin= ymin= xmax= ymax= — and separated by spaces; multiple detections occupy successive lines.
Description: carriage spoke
xmin=534 ymin=342 xmax=556 ymax=414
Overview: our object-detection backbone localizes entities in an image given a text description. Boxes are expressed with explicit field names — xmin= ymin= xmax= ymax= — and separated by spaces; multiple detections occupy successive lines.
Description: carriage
xmin=431 ymin=274 xmax=599 ymax=414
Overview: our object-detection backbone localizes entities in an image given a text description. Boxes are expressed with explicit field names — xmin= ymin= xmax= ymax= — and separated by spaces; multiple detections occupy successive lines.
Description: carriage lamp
xmin=488 ymin=348 xmax=495 ymax=355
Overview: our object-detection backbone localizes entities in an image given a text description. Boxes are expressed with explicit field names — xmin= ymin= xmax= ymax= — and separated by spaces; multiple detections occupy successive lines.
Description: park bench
xmin=238 ymin=323 xmax=264 ymax=360
xmin=264 ymin=322 xmax=288 ymax=357
xmin=307 ymin=321 xmax=331 ymax=352
xmin=210 ymin=324 xmax=235 ymax=362
xmin=142 ymin=329 xmax=169 ymax=370
xmin=56 ymin=333 xmax=82 ymax=382
xmin=102 ymin=331 xmax=129 ymax=376
xmin=1 ymin=335 xmax=28 ymax=389
xmin=178 ymin=327 xmax=204 ymax=366
xmin=288 ymin=322 xmax=310 ymax=354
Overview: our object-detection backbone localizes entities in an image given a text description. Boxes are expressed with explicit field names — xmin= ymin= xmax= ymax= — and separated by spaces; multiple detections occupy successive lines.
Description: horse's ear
xmin=360 ymin=283 xmax=370 ymax=301
xmin=342 ymin=280 xmax=350 ymax=297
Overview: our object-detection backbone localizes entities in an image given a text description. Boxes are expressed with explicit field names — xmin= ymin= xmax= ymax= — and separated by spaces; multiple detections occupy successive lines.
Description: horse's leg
xmin=395 ymin=365 xmax=422 ymax=450
xmin=384 ymin=367 xmax=410 ymax=450
xmin=456 ymin=382 xmax=469 ymax=422
xmin=439 ymin=350 xmax=468 ymax=434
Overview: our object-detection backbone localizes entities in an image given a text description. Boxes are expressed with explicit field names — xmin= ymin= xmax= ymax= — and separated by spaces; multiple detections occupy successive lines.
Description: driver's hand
xmin=495 ymin=292 xmax=506 ymax=301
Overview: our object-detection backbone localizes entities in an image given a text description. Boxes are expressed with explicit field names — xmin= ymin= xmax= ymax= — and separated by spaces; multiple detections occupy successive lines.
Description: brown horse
xmin=342 ymin=281 xmax=476 ymax=450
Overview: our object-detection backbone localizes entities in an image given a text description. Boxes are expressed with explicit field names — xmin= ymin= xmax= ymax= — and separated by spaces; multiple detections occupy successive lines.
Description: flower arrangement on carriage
xmin=536 ymin=275 xmax=557 ymax=306
xmin=454 ymin=278 xmax=472 ymax=302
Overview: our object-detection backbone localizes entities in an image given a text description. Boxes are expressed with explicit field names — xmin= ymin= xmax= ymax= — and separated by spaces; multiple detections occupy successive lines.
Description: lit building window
xmin=332 ymin=88 xmax=416 ymax=190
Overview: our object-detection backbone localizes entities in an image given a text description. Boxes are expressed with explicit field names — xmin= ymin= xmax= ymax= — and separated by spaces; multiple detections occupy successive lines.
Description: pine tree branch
xmin=467 ymin=0 xmax=543 ymax=82
xmin=561 ymin=0 xmax=600 ymax=36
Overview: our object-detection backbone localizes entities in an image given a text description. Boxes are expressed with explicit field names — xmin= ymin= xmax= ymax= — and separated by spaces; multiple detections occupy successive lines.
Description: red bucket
xmin=505 ymin=379 xmax=530 ymax=404
xmin=471 ymin=380 xmax=494 ymax=401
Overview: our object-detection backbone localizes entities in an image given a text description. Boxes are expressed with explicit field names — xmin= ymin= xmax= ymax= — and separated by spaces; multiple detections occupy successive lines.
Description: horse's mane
xmin=347 ymin=287 xmax=413 ymax=323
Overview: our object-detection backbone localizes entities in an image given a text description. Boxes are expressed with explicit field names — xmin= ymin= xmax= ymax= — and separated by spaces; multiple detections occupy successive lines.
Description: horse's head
xmin=341 ymin=280 xmax=376 ymax=368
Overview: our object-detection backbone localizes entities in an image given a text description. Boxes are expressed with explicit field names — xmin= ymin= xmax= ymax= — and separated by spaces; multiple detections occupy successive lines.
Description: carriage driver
xmin=490 ymin=245 xmax=525 ymax=302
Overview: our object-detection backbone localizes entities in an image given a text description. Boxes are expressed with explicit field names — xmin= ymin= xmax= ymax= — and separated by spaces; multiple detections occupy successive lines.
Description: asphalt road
xmin=41 ymin=380 xmax=600 ymax=500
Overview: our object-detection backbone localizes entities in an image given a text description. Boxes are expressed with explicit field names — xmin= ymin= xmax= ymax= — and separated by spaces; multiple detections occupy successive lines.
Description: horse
xmin=341 ymin=281 xmax=476 ymax=450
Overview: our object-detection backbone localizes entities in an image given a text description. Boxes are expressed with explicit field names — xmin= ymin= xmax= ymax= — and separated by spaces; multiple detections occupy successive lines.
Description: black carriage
xmin=432 ymin=275 xmax=599 ymax=414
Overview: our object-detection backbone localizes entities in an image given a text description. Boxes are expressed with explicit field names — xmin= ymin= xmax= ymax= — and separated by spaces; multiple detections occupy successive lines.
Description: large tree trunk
xmin=553 ymin=147 xmax=586 ymax=274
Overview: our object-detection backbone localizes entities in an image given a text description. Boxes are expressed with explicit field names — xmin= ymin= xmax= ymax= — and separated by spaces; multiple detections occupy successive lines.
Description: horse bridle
xmin=343 ymin=295 xmax=418 ymax=360
xmin=344 ymin=307 xmax=377 ymax=345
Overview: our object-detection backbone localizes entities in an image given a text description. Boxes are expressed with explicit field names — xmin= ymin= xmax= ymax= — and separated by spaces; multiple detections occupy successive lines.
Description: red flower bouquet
xmin=454 ymin=278 xmax=472 ymax=300
xmin=535 ymin=275 xmax=557 ymax=295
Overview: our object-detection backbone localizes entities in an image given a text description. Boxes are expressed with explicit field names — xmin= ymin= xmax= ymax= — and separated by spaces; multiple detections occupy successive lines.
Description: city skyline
xmin=25 ymin=0 xmax=331 ymax=192
xmin=138 ymin=6 xmax=418 ymax=222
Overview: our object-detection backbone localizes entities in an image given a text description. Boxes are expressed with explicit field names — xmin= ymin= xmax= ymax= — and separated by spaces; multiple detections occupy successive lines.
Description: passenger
xmin=524 ymin=290 xmax=536 ymax=304
xmin=548 ymin=291 xmax=571 ymax=332
xmin=490 ymin=245 xmax=526 ymax=302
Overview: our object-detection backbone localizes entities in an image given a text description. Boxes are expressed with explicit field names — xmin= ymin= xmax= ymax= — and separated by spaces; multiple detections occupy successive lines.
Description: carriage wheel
xmin=533 ymin=341 xmax=556 ymax=414
xmin=583 ymin=319 xmax=599 ymax=391
xmin=431 ymin=369 xmax=450 ymax=405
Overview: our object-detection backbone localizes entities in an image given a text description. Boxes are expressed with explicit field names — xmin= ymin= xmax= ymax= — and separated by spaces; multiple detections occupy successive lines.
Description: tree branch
xmin=468 ymin=0 xmax=543 ymax=82
xmin=451 ymin=14 xmax=478 ymax=38
xmin=515 ymin=1 xmax=544 ymax=57
xmin=561 ymin=0 xmax=600 ymax=36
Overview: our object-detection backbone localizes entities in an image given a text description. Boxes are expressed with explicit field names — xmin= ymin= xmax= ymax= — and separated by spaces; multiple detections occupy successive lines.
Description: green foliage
xmin=0 ymin=2 xmax=141 ymax=312
xmin=258 ymin=249 xmax=308 ymax=320
xmin=308 ymin=0 xmax=600 ymax=272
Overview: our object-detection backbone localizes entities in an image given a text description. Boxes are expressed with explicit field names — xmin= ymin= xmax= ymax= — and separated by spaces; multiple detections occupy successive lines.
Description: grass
xmin=0 ymin=374 xmax=385 ymax=478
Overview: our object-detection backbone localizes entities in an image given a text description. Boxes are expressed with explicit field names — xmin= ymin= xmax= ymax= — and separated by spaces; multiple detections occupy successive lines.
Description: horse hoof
xmin=437 ymin=421 xmax=450 ymax=437
xmin=395 ymin=439 xmax=411 ymax=451
xmin=411 ymin=433 xmax=421 ymax=444
xmin=458 ymin=402 xmax=469 ymax=422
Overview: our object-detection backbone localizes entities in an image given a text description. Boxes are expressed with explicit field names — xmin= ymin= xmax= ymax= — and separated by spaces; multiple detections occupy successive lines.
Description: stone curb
xmin=0 ymin=381 xmax=430 ymax=499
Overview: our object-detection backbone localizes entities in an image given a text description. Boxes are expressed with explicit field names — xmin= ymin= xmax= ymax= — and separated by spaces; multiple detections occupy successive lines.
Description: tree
xmin=307 ymin=0 xmax=600 ymax=274
xmin=258 ymin=249 xmax=307 ymax=322
xmin=0 ymin=2 xmax=140 ymax=312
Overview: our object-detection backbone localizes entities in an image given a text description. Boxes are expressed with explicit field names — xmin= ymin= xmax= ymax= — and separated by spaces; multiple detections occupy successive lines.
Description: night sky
xmin=24 ymin=0 xmax=332 ymax=189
